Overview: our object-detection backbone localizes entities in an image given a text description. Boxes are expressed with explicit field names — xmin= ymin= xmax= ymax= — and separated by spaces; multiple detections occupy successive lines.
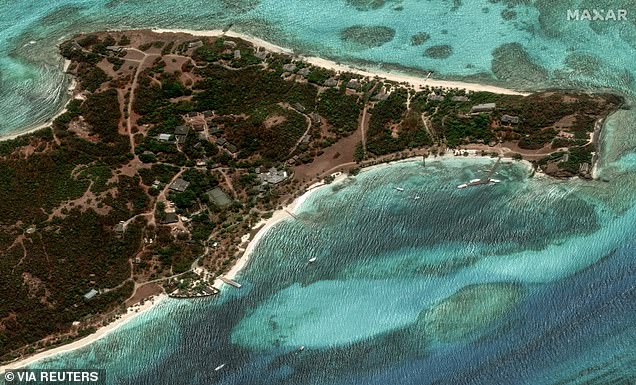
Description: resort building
xmin=471 ymin=103 xmax=496 ymax=113
xmin=83 ymin=289 xmax=98 ymax=301
xmin=169 ymin=178 xmax=190 ymax=192
xmin=501 ymin=114 xmax=520 ymax=124
xmin=258 ymin=167 xmax=289 ymax=185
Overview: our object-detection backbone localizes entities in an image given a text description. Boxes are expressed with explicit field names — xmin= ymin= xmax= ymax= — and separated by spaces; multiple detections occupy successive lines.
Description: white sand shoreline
xmin=0 ymin=294 xmax=167 ymax=373
xmin=1 ymin=27 xmax=528 ymax=142
xmin=151 ymin=28 xmax=529 ymax=96
xmin=215 ymin=173 xmax=348 ymax=287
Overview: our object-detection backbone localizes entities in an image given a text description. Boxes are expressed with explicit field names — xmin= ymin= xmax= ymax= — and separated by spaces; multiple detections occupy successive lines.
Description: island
xmin=0 ymin=29 xmax=623 ymax=364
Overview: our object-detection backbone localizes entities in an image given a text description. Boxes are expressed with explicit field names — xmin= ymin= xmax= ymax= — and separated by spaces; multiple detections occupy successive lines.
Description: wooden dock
xmin=219 ymin=276 xmax=242 ymax=288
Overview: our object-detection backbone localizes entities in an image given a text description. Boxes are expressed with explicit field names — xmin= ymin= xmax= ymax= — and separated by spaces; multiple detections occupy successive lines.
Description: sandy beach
xmin=151 ymin=28 xmax=529 ymax=96
xmin=0 ymin=61 xmax=76 ymax=142
xmin=0 ymin=294 xmax=167 ymax=373
xmin=215 ymin=172 xmax=348 ymax=287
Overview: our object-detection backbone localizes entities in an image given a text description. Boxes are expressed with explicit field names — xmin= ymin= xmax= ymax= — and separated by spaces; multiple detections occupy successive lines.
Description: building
xmin=169 ymin=178 xmax=190 ymax=192
xmin=501 ymin=114 xmax=519 ymax=124
xmin=346 ymin=79 xmax=361 ymax=90
xmin=428 ymin=94 xmax=445 ymax=101
xmin=174 ymin=125 xmax=190 ymax=144
xmin=202 ymin=110 xmax=214 ymax=118
xmin=209 ymin=126 xmax=222 ymax=135
xmin=225 ymin=143 xmax=238 ymax=154
xmin=283 ymin=63 xmax=297 ymax=72
xmin=258 ymin=167 xmax=289 ymax=185
xmin=255 ymin=50 xmax=268 ymax=60
xmin=175 ymin=125 xmax=190 ymax=136
xmin=470 ymin=103 xmax=496 ymax=113
xmin=297 ymin=67 xmax=310 ymax=77
xmin=83 ymin=289 xmax=98 ymax=301
xmin=233 ymin=50 xmax=241 ymax=60
xmin=188 ymin=41 xmax=204 ymax=49
xmin=192 ymin=122 xmax=205 ymax=131
xmin=300 ymin=134 xmax=311 ymax=144
xmin=451 ymin=95 xmax=469 ymax=102
xmin=292 ymin=102 xmax=306 ymax=112
xmin=206 ymin=187 xmax=232 ymax=208
xmin=324 ymin=78 xmax=339 ymax=87
xmin=215 ymin=137 xmax=227 ymax=146
xmin=106 ymin=46 xmax=123 ymax=53
xmin=114 ymin=221 xmax=125 ymax=234
xmin=158 ymin=133 xmax=173 ymax=142
xmin=163 ymin=212 xmax=178 ymax=224
xmin=372 ymin=87 xmax=389 ymax=101
xmin=223 ymin=40 xmax=237 ymax=48
xmin=310 ymin=112 xmax=321 ymax=124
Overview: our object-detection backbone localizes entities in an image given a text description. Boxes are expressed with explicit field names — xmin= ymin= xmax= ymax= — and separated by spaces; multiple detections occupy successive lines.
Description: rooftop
xmin=258 ymin=167 xmax=289 ymax=185
xmin=169 ymin=178 xmax=190 ymax=192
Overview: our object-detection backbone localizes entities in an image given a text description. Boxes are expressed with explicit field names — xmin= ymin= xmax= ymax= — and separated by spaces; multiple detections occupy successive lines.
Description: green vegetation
xmin=318 ymin=89 xmax=362 ymax=135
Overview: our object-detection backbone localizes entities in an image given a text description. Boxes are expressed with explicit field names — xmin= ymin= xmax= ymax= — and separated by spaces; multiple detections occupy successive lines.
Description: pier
xmin=457 ymin=157 xmax=502 ymax=189
xmin=219 ymin=276 xmax=242 ymax=288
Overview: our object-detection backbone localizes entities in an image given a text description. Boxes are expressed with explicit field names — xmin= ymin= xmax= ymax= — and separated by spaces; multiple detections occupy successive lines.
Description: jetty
xmin=169 ymin=286 xmax=219 ymax=299
xmin=457 ymin=158 xmax=502 ymax=189
xmin=219 ymin=276 xmax=242 ymax=288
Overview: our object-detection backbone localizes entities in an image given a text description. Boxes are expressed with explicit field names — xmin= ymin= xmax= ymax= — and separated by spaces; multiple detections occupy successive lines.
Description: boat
xmin=308 ymin=257 xmax=317 ymax=263
xmin=395 ymin=187 xmax=404 ymax=192
xmin=414 ymin=195 xmax=421 ymax=200
xmin=214 ymin=364 xmax=226 ymax=371
xmin=489 ymin=178 xmax=501 ymax=183
xmin=457 ymin=184 xmax=468 ymax=189
xmin=298 ymin=346 xmax=305 ymax=352
xmin=469 ymin=178 xmax=481 ymax=183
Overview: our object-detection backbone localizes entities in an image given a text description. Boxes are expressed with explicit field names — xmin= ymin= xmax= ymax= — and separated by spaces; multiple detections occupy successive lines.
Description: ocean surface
xmin=2 ymin=1 xmax=636 ymax=384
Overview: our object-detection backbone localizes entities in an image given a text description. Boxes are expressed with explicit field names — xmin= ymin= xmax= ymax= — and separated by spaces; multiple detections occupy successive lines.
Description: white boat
xmin=489 ymin=178 xmax=501 ymax=183
xmin=395 ymin=187 xmax=404 ymax=192
xmin=414 ymin=196 xmax=421 ymax=200
xmin=308 ymin=257 xmax=317 ymax=263
xmin=457 ymin=184 xmax=468 ymax=189
xmin=469 ymin=178 xmax=481 ymax=183
xmin=298 ymin=346 xmax=305 ymax=352
xmin=214 ymin=364 xmax=226 ymax=371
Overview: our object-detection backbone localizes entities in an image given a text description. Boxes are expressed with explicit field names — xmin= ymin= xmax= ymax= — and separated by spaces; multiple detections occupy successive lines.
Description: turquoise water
xmin=21 ymin=157 xmax=636 ymax=384
xmin=4 ymin=1 xmax=636 ymax=384
xmin=1 ymin=0 xmax=636 ymax=136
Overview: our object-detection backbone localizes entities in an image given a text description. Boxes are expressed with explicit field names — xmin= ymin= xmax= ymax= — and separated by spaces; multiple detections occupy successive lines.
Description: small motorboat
xmin=214 ymin=364 xmax=226 ymax=371
xmin=457 ymin=184 xmax=468 ymax=189
xmin=308 ymin=257 xmax=317 ymax=263
xmin=395 ymin=187 xmax=404 ymax=192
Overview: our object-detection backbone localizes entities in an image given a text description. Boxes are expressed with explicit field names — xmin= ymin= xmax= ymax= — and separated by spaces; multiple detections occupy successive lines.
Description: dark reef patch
xmin=423 ymin=283 xmax=525 ymax=343
xmin=345 ymin=0 xmax=385 ymax=11
xmin=564 ymin=52 xmax=602 ymax=77
xmin=424 ymin=44 xmax=453 ymax=59
xmin=491 ymin=42 xmax=548 ymax=85
xmin=40 ymin=5 xmax=84 ymax=26
xmin=221 ymin=0 xmax=260 ymax=13
xmin=410 ymin=32 xmax=430 ymax=46
xmin=340 ymin=25 xmax=396 ymax=48
xmin=501 ymin=9 xmax=517 ymax=20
